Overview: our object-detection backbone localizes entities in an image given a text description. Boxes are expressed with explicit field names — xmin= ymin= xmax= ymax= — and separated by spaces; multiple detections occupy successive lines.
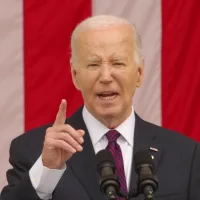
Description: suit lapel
xmin=66 ymin=107 xmax=105 ymax=200
xmin=129 ymin=113 xmax=162 ymax=196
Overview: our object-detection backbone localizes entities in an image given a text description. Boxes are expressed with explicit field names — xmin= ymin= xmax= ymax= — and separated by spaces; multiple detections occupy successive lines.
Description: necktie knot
xmin=106 ymin=129 xmax=120 ymax=143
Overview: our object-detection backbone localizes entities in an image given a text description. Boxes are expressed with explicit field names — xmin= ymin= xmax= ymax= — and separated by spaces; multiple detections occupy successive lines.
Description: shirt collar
xmin=82 ymin=106 xmax=135 ymax=147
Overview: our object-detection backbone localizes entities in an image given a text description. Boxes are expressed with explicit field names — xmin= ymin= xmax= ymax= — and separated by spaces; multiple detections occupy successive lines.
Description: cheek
xmin=78 ymin=71 xmax=98 ymax=97
xmin=128 ymin=68 xmax=138 ymax=85
xmin=115 ymin=70 xmax=138 ymax=98
xmin=116 ymin=69 xmax=137 ymax=87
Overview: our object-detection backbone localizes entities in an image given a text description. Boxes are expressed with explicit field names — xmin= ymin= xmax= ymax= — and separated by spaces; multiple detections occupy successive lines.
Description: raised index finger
xmin=53 ymin=99 xmax=67 ymax=126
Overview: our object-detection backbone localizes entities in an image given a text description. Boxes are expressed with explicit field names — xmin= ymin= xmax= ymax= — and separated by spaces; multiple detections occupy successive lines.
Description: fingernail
xmin=79 ymin=137 xmax=84 ymax=144
xmin=78 ymin=145 xmax=83 ymax=151
xmin=81 ymin=130 xmax=85 ymax=135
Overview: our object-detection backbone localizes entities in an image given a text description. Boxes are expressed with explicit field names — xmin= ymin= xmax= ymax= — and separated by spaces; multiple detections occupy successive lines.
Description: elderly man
xmin=1 ymin=15 xmax=200 ymax=200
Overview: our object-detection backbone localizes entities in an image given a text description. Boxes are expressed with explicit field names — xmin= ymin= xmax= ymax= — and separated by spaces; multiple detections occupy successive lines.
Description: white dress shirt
xmin=29 ymin=106 xmax=135 ymax=200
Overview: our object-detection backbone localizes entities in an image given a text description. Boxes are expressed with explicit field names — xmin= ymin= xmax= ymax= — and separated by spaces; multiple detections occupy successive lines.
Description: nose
xmin=99 ymin=63 xmax=113 ymax=84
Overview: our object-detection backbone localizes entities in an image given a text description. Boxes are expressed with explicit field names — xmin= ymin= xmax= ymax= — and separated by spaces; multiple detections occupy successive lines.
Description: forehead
xmin=75 ymin=25 xmax=134 ymax=59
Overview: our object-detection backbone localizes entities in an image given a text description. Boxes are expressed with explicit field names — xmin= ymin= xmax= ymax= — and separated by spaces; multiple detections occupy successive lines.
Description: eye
xmin=113 ymin=62 xmax=125 ymax=66
xmin=87 ymin=63 xmax=99 ymax=67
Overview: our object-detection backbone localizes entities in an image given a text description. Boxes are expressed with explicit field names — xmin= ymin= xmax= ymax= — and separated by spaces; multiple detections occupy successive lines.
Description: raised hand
xmin=42 ymin=99 xmax=85 ymax=169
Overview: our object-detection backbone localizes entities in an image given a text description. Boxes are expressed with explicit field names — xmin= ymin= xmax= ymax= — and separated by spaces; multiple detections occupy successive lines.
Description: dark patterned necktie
xmin=106 ymin=130 xmax=128 ymax=199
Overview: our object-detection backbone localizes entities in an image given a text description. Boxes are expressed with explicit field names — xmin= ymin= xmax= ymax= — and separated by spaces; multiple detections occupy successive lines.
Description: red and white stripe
xmin=0 ymin=0 xmax=200 ymax=189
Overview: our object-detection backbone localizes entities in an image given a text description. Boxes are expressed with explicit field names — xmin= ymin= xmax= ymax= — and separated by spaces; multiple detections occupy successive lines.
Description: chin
xmin=96 ymin=105 xmax=121 ymax=118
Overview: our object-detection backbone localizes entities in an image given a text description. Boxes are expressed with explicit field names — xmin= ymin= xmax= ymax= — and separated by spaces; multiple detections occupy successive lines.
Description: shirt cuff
xmin=29 ymin=155 xmax=66 ymax=200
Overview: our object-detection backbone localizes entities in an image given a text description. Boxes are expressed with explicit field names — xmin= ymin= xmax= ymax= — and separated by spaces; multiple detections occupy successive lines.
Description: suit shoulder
xmin=11 ymin=123 xmax=52 ymax=150
xmin=139 ymin=116 xmax=197 ymax=147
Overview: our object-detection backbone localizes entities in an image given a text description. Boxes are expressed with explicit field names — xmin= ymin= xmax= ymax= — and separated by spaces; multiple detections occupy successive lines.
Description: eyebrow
xmin=109 ymin=51 xmax=129 ymax=59
xmin=86 ymin=52 xmax=129 ymax=62
xmin=111 ymin=57 xmax=126 ymax=61
xmin=110 ymin=56 xmax=128 ymax=62
xmin=87 ymin=57 xmax=101 ymax=62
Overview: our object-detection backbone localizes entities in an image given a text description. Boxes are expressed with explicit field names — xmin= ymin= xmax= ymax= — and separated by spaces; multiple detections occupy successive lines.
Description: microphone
xmin=96 ymin=150 xmax=120 ymax=200
xmin=134 ymin=151 xmax=159 ymax=200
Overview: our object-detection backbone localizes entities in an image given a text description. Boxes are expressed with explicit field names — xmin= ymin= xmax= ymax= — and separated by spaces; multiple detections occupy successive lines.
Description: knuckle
xmin=65 ymin=124 xmax=71 ymax=130
xmin=59 ymin=141 xmax=69 ymax=151
xmin=45 ymin=130 xmax=54 ymax=138
xmin=44 ymin=138 xmax=53 ymax=147
xmin=62 ymin=132 xmax=71 ymax=144
xmin=61 ymin=132 xmax=67 ymax=139
xmin=57 ymin=140 xmax=63 ymax=147
xmin=46 ymin=127 xmax=52 ymax=133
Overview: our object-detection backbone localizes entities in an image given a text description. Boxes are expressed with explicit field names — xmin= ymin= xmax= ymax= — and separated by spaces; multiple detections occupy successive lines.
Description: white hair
xmin=70 ymin=15 xmax=143 ymax=67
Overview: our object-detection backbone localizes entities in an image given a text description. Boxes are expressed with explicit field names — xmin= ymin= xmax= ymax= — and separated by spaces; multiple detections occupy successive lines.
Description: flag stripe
xmin=24 ymin=0 xmax=91 ymax=131
xmin=162 ymin=0 xmax=200 ymax=141
xmin=0 ymin=0 xmax=24 ymax=189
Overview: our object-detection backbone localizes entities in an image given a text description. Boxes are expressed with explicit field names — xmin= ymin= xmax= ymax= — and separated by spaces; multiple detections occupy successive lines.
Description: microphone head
xmin=96 ymin=150 xmax=115 ymax=174
xmin=96 ymin=150 xmax=120 ymax=198
xmin=134 ymin=151 xmax=155 ymax=173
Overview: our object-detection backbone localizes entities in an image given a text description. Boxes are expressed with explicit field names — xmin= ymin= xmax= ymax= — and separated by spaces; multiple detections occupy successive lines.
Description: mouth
xmin=97 ymin=92 xmax=119 ymax=101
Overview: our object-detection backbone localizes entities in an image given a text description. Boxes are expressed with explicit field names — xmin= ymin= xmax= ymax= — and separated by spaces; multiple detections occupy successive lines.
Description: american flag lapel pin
xmin=150 ymin=147 xmax=159 ymax=152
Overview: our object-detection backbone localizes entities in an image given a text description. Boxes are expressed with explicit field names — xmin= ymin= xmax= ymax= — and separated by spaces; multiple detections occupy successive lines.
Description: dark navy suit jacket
xmin=1 ymin=107 xmax=200 ymax=200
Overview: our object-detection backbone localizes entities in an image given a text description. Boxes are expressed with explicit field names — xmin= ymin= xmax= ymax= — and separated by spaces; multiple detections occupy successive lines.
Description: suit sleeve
xmin=1 ymin=137 xmax=42 ymax=200
xmin=189 ymin=142 xmax=200 ymax=200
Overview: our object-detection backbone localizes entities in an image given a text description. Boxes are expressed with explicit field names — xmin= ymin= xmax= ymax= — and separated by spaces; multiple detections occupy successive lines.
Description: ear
xmin=136 ymin=58 xmax=144 ymax=88
xmin=71 ymin=63 xmax=81 ymax=90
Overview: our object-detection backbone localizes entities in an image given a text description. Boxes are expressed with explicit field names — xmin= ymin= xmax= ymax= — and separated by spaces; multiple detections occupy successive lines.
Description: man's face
xmin=71 ymin=25 xmax=143 ymax=127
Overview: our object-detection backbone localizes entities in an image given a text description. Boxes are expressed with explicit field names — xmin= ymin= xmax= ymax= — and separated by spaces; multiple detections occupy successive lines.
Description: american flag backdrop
xmin=0 ymin=0 xmax=200 ymax=190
